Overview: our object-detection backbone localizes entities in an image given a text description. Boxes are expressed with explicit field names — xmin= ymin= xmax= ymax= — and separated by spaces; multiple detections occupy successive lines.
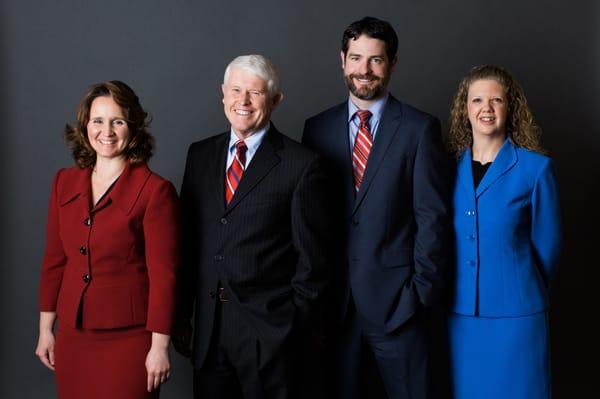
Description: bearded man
xmin=302 ymin=16 xmax=453 ymax=399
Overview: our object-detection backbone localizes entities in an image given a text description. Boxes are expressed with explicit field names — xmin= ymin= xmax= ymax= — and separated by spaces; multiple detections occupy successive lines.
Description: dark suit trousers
xmin=332 ymin=302 xmax=430 ymax=399
xmin=193 ymin=299 xmax=293 ymax=399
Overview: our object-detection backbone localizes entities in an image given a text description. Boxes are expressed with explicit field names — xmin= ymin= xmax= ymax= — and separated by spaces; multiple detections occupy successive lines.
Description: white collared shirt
xmin=225 ymin=123 xmax=270 ymax=172
xmin=347 ymin=94 xmax=389 ymax=152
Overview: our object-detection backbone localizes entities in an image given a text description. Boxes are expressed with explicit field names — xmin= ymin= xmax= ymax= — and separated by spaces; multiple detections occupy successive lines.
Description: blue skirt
xmin=448 ymin=312 xmax=551 ymax=399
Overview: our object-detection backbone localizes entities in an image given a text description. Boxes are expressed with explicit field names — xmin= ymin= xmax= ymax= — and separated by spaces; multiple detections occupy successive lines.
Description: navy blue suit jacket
xmin=302 ymin=95 xmax=452 ymax=333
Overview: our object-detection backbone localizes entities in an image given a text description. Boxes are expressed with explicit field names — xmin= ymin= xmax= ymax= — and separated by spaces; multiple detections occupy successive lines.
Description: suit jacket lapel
xmin=327 ymin=104 xmax=355 ymax=217
xmin=106 ymin=162 xmax=151 ymax=214
xmin=475 ymin=139 xmax=518 ymax=198
xmin=59 ymin=166 xmax=92 ymax=214
xmin=210 ymin=133 xmax=229 ymax=213
xmin=352 ymin=96 xmax=403 ymax=215
xmin=457 ymin=149 xmax=475 ymax=198
xmin=224 ymin=125 xmax=282 ymax=214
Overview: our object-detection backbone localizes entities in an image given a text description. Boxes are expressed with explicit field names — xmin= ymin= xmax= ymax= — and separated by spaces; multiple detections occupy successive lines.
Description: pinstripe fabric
xmin=179 ymin=125 xmax=332 ymax=395
xmin=352 ymin=110 xmax=372 ymax=192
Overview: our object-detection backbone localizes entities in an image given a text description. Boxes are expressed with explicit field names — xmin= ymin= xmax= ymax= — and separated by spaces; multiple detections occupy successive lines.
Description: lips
xmin=479 ymin=116 xmax=496 ymax=123
xmin=351 ymin=74 xmax=379 ymax=84
xmin=98 ymin=139 xmax=117 ymax=145
xmin=234 ymin=109 xmax=252 ymax=116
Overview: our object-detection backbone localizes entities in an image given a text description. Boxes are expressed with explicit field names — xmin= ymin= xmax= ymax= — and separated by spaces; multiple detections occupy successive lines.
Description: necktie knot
xmin=235 ymin=140 xmax=247 ymax=168
xmin=235 ymin=140 xmax=247 ymax=155
xmin=356 ymin=110 xmax=372 ymax=129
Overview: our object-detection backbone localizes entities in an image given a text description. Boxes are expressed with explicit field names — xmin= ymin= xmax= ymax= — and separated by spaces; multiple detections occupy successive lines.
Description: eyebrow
xmin=229 ymin=85 xmax=265 ymax=93
xmin=347 ymin=52 xmax=386 ymax=58
xmin=89 ymin=116 xmax=126 ymax=120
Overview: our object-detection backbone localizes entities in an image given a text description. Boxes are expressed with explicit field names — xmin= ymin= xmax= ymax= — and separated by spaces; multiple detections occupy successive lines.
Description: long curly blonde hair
xmin=447 ymin=65 xmax=545 ymax=158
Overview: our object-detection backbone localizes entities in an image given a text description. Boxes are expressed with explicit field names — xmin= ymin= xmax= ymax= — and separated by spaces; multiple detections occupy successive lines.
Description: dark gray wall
xmin=1 ymin=0 xmax=598 ymax=397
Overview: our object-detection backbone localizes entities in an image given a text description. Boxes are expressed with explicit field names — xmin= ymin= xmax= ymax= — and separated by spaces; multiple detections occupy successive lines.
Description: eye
xmin=371 ymin=57 xmax=383 ymax=64
xmin=492 ymin=97 xmax=504 ymax=103
xmin=471 ymin=98 xmax=481 ymax=103
xmin=349 ymin=55 xmax=360 ymax=62
xmin=112 ymin=119 xmax=127 ymax=126
xmin=250 ymin=90 xmax=264 ymax=97
xmin=91 ymin=118 xmax=103 ymax=124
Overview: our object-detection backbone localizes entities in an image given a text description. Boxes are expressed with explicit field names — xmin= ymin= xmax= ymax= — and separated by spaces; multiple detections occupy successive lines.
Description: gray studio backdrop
xmin=1 ymin=0 xmax=598 ymax=398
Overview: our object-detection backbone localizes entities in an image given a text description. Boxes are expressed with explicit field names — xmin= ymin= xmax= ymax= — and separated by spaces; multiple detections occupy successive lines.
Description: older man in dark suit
xmin=174 ymin=54 xmax=331 ymax=399
xmin=302 ymin=17 xmax=453 ymax=399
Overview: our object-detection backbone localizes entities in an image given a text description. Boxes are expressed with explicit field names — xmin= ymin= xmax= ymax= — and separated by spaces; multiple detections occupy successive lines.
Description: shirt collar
xmin=228 ymin=122 xmax=270 ymax=153
xmin=347 ymin=93 xmax=389 ymax=123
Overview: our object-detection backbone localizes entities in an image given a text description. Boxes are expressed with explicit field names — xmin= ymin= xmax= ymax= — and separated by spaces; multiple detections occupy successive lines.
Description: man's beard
xmin=344 ymin=73 xmax=387 ymax=100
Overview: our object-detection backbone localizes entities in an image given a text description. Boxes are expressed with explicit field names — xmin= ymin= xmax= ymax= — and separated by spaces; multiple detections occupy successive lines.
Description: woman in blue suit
xmin=446 ymin=65 xmax=561 ymax=399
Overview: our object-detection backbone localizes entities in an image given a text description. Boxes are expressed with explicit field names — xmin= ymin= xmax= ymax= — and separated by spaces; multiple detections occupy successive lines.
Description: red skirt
xmin=54 ymin=322 xmax=159 ymax=399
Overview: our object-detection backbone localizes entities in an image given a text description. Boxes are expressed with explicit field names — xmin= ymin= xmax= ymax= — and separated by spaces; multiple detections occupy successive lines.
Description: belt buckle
xmin=218 ymin=287 xmax=229 ymax=303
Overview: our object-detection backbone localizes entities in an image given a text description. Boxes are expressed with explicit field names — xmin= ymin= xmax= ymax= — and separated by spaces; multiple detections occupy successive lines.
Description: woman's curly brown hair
xmin=447 ymin=65 xmax=545 ymax=158
xmin=65 ymin=80 xmax=154 ymax=168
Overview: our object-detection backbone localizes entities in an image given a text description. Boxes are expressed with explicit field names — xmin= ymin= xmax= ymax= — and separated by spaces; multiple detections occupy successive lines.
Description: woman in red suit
xmin=35 ymin=81 xmax=179 ymax=398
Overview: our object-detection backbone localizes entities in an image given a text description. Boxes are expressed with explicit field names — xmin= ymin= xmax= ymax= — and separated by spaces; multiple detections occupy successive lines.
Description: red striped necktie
xmin=352 ymin=110 xmax=373 ymax=192
xmin=225 ymin=140 xmax=247 ymax=204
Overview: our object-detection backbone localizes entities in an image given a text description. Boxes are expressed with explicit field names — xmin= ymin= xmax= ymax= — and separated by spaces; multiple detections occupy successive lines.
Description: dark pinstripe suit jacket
xmin=179 ymin=125 xmax=331 ymax=367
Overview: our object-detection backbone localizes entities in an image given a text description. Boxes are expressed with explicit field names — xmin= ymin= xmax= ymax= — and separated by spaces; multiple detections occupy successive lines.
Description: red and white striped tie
xmin=225 ymin=140 xmax=247 ymax=204
xmin=352 ymin=110 xmax=373 ymax=192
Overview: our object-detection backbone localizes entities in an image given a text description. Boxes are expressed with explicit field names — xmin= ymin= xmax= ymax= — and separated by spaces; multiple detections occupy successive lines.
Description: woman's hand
xmin=145 ymin=332 xmax=171 ymax=392
xmin=35 ymin=312 xmax=57 ymax=371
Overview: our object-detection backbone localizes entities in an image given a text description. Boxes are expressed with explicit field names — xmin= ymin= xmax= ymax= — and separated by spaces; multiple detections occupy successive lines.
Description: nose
xmin=483 ymin=99 xmax=494 ymax=112
xmin=101 ymin=121 xmax=116 ymax=136
xmin=357 ymin=59 xmax=371 ymax=75
xmin=240 ymin=90 xmax=251 ymax=105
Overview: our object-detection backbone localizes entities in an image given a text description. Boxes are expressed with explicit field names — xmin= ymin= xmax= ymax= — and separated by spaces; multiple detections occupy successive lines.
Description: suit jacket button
xmin=220 ymin=218 xmax=228 ymax=225
xmin=214 ymin=255 xmax=224 ymax=262
xmin=83 ymin=217 xmax=91 ymax=226
xmin=352 ymin=219 xmax=359 ymax=226
xmin=468 ymin=260 xmax=476 ymax=267
xmin=82 ymin=274 xmax=91 ymax=283
xmin=468 ymin=234 xmax=476 ymax=241
xmin=209 ymin=290 xmax=216 ymax=299
xmin=79 ymin=246 xmax=87 ymax=255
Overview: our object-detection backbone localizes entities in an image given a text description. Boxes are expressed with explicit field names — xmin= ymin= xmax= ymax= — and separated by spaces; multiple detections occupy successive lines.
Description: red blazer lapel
xmin=104 ymin=162 xmax=152 ymax=215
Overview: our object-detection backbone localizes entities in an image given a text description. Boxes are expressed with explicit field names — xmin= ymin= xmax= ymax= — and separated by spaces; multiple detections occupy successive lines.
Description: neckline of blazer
xmin=58 ymin=162 xmax=152 ymax=215
xmin=457 ymin=138 xmax=518 ymax=199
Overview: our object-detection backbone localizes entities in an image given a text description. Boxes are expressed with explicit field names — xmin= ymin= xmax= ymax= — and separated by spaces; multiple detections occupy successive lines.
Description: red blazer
xmin=39 ymin=162 xmax=179 ymax=335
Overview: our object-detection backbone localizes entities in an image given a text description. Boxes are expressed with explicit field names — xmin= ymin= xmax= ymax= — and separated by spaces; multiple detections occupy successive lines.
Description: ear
xmin=340 ymin=51 xmax=346 ymax=69
xmin=271 ymin=92 xmax=284 ymax=109
xmin=390 ymin=55 xmax=398 ymax=72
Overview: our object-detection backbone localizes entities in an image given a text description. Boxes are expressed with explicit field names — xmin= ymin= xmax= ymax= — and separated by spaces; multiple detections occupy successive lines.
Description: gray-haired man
xmin=175 ymin=55 xmax=332 ymax=399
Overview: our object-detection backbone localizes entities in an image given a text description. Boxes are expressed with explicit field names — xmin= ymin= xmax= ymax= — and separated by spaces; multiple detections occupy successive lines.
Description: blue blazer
xmin=451 ymin=139 xmax=561 ymax=317
xmin=303 ymin=95 xmax=453 ymax=332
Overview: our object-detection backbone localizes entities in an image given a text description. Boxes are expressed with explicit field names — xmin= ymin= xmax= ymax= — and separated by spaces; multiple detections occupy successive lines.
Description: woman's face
xmin=86 ymin=96 xmax=130 ymax=161
xmin=466 ymin=79 xmax=508 ymax=140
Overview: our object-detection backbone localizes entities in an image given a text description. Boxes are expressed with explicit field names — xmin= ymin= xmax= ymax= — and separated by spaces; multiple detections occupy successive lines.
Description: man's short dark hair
xmin=341 ymin=16 xmax=398 ymax=60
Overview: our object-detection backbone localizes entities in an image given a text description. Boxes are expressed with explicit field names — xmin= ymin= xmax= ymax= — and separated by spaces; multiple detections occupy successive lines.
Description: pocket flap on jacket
xmin=81 ymin=283 xmax=148 ymax=329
